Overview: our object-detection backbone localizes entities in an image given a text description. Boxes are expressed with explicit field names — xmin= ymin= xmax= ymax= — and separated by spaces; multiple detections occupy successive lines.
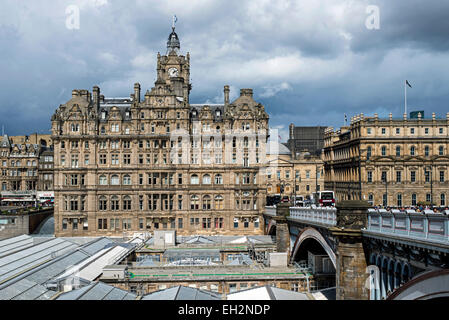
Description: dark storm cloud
xmin=0 ymin=0 xmax=449 ymax=137
xmin=349 ymin=0 xmax=449 ymax=53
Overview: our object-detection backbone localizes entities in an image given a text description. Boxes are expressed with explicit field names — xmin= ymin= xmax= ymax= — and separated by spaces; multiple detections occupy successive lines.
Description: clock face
xmin=168 ymin=67 xmax=179 ymax=77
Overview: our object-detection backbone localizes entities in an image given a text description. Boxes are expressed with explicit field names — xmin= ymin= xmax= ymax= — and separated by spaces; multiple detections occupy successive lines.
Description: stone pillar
xmin=330 ymin=200 xmax=371 ymax=300
xmin=274 ymin=202 xmax=291 ymax=255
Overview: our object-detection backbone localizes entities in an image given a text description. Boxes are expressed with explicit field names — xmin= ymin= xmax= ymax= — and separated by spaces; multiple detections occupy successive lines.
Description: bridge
xmin=263 ymin=202 xmax=449 ymax=300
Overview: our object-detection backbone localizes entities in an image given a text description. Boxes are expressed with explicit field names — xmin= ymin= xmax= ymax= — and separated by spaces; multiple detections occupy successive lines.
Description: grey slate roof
xmin=141 ymin=286 xmax=222 ymax=300
xmin=0 ymin=236 xmax=116 ymax=300
xmin=56 ymin=281 xmax=137 ymax=300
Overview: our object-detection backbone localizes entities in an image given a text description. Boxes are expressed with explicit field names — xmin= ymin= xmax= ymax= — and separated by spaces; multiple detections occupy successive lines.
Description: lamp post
xmin=426 ymin=164 xmax=433 ymax=206
xmin=358 ymin=148 xmax=367 ymax=201
xmin=382 ymin=171 xmax=388 ymax=207
xmin=315 ymin=163 xmax=322 ymax=193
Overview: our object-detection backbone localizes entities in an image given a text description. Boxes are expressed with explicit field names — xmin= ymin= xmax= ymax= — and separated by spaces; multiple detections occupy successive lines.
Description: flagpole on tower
xmin=405 ymin=80 xmax=407 ymax=116
xmin=405 ymin=80 xmax=412 ymax=117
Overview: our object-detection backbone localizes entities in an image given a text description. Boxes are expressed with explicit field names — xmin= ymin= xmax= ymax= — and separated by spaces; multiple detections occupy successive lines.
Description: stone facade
xmin=51 ymin=26 xmax=269 ymax=237
xmin=324 ymin=112 xmax=449 ymax=207
xmin=266 ymin=141 xmax=325 ymax=199
xmin=0 ymin=134 xmax=49 ymax=193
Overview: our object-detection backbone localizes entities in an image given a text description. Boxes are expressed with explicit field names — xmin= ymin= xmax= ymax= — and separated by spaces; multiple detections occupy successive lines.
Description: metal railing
xmin=365 ymin=208 xmax=449 ymax=244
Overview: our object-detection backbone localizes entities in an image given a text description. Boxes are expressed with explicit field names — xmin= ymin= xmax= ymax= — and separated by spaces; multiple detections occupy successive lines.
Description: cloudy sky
xmin=1 ymin=0 xmax=449 ymax=140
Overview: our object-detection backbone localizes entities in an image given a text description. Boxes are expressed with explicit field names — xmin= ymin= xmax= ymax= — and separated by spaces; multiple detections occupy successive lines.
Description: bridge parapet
xmin=264 ymin=206 xmax=276 ymax=216
xmin=289 ymin=206 xmax=337 ymax=227
xmin=366 ymin=208 xmax=449 ymax=245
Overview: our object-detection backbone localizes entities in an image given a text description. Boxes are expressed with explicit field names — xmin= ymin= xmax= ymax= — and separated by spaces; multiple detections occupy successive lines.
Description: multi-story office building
xmin=266 ymin=140 xmax=324 ymax=200
xmin=287 ymin=124 xmax=327 ymax=156
xmin=324 ymin=112 xmax=449 ymax=207
xmin=0 ymin=134 xmax=53 ymax=206
xmin=38 ymin=147 xmax=54 ymax=191
xmin=51 ymin=25 xmax=269 ymax=236
xmin=0 ymin=134 xmax=41 ymax=192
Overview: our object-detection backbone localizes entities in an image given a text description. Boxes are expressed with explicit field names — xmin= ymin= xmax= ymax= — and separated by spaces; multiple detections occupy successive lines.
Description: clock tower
xmin=150 ymin=25 xmax=191 ymax=105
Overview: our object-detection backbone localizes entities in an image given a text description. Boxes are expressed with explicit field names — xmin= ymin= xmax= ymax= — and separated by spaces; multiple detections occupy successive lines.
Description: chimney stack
xmin=224 ymin=85 xmax=230 ymax=106
xmin=134 ymin=83 xmax=141 ymax=103
xmin=93 ymin=86 xmax=100 ymax=108
xmin=240 ymin=88 xmax=253 ymax=98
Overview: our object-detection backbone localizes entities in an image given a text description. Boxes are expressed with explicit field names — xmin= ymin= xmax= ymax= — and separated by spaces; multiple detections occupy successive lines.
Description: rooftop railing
xmin=365 ymin=208 xmax=449 ymax=245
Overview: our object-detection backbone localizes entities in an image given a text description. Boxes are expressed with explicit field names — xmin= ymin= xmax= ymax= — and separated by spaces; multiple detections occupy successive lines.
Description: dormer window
xmin=215 ymin=110 xmax=221 ymax=117
xmin=101 ymin=111 xmax=106 ymax=120
xmin=126 ymin=111 xmax=130 ymax=118
xmin=71 ymin=124 xmax=79 ymax=132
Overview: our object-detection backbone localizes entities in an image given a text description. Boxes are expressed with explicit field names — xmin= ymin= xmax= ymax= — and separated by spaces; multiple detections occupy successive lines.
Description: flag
xmin=406 ymin=80 xmax=412 ymax=88
xmin=344 ymin=114 xmax=347 ymax=122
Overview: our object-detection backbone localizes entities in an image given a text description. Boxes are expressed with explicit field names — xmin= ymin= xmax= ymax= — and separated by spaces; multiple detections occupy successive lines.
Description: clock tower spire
xmin=167 ymin=15 xmax=180 ymax=55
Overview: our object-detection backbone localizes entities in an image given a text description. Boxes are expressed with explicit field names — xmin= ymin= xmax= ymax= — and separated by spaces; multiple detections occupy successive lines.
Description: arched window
xmin=202 ymin=174 xmax=211 ymax=184
xmin=190 ymin=195 xmax=199 ymax=210
xmin=203 ymin=195 xmax=211 ymax=210
xmin=111 ymin=196 xmax=119 ymax=210
xmin=99 ymin=196 xmax=107 ymax=211
xmin=99 ymin=175 xmax=107 ymax=185
xmin=215 ymin=195 xmax=224 ymax=210
xmin=410 ymin=146 xmax=415 ymax=156
xmin=123 ymin=196 xmax=132 ymax=210
xmin=190 ymin=174 xmax=199 ymax=185
xmin=123 ymin=175 xmax=131 ymax=185
xmin=215 ymin=174 xmax=223 ymax=184
xmin=111 ymin=175 xmax=119 ymax=185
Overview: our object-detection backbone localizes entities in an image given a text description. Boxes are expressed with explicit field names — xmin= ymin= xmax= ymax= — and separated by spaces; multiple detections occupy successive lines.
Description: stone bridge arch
xmin=290 ymin=227 xmax=337 ymax=269
xmin=266 ymin=219 xmax=276 ymax=236
xmin=387 ymin=269 xmax=449 ymax=300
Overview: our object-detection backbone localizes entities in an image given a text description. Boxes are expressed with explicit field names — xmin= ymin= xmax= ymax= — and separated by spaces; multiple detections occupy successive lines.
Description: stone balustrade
xmin=366 ymin=208 xmax=449 ymax=244
xmin=264 ymin=206 xmax=277 ymax=216
xmin=288 ymin=206 xmax=337 ymax=226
